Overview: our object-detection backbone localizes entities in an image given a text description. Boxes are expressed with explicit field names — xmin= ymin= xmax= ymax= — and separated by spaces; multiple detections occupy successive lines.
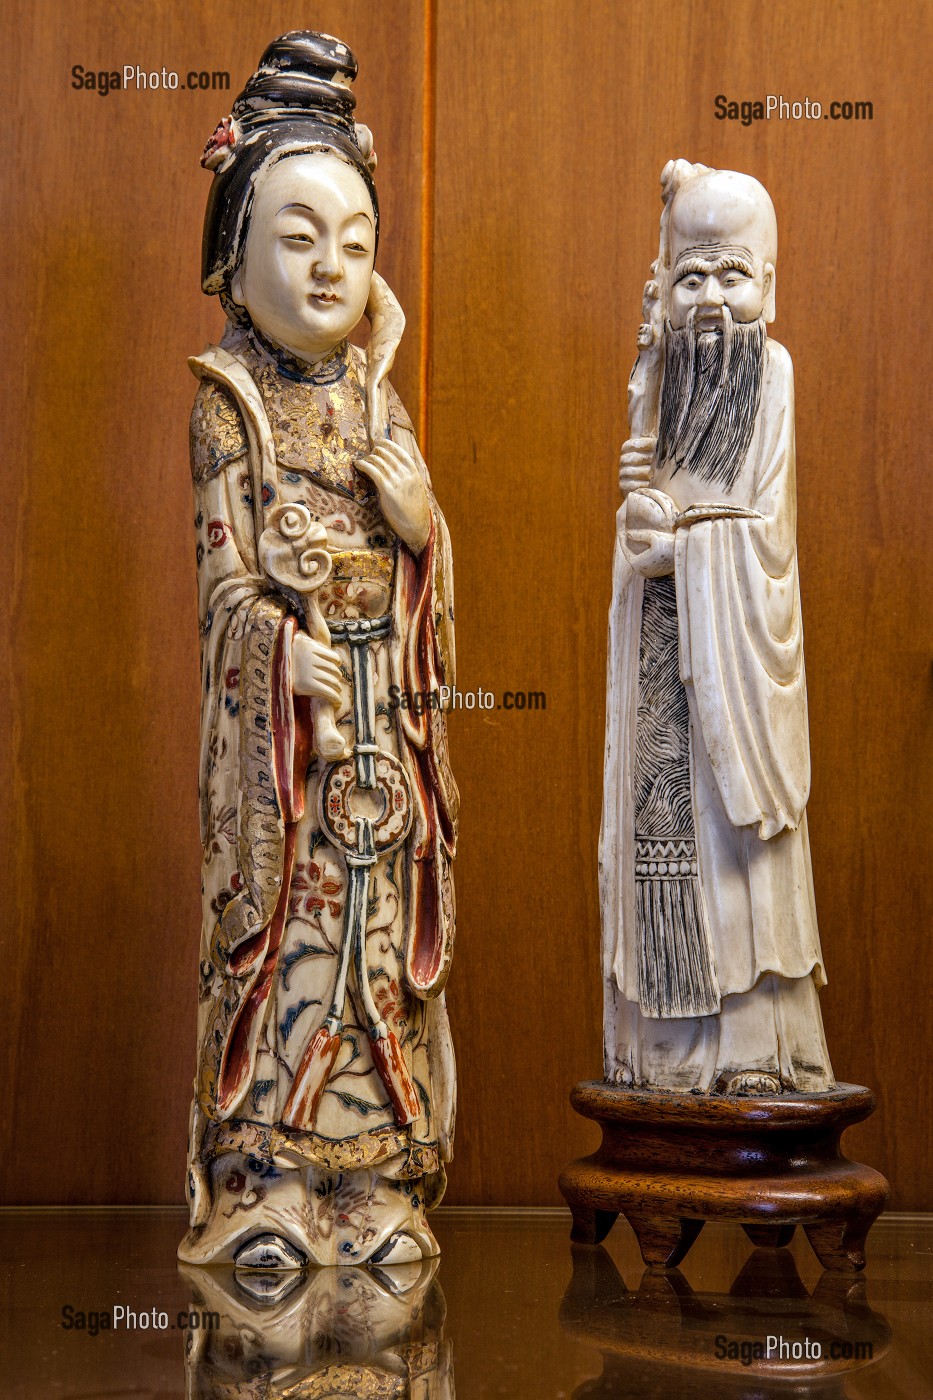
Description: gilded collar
xmin=249 ymin=329 xmax=352 ymax=386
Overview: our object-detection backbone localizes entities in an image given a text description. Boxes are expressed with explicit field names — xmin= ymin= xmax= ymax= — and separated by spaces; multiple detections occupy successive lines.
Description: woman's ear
xmin=230 ymin=266 xmax=245 ymax=308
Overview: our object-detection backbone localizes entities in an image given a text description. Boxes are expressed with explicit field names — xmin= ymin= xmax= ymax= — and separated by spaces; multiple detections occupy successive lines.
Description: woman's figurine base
xmin=559 ymin=1080 xmax=889 ymax=1272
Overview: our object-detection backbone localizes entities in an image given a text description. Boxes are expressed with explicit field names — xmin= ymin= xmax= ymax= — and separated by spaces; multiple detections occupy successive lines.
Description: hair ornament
xmin=354 ymin=123 xmax=377 ymax=174
xmin=201 ymin=116 xmax=238 ymax=171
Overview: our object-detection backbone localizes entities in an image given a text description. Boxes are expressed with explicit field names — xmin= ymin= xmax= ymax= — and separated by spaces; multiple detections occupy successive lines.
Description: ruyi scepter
xmin=619 ymin=159 xmax=734 ymax=1022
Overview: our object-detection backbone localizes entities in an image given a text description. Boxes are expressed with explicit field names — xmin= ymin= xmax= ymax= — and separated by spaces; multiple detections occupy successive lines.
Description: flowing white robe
xmin=600 ymin=338 xmax=834 ymax=1092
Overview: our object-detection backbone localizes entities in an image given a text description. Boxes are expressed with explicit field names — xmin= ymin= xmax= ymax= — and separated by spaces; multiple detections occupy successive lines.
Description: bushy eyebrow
xmin=674 ymin=250 xmax=755 ymax=279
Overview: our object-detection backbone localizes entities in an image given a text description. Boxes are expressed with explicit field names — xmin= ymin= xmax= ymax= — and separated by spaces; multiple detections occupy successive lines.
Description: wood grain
xmin=430 ymin=0 xmax=933 ymax=1207
xmin=1 ymin=0 xmax=930 ymax=1209
xmin=560 ymin=1081 xmax=888 ymax=1270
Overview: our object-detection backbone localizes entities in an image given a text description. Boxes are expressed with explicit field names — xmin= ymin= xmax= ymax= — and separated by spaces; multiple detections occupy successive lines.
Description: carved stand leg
xmin=804 ymin=1217 xmax=873 ymax=1272
xmin=626 ymin=1214 xmax=704 ymax=1269
xmin=559 ymin=1082 xmax=888 ymax=1272
xmin=568 ymin=1205 xmax=618 ymax=1247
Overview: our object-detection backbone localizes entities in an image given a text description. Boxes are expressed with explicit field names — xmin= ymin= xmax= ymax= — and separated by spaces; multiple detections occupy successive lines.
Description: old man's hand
xmin=619 ymin=435 xmax=656 ymax=498
xmin=624 ymin=487 xmax=676 ymax=578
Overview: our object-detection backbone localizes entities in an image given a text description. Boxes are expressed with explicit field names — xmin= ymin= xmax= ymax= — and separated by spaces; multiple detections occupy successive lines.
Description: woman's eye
xmin=283 ymin=233 xmax=314 ymax=244
xmin=344 ymin=242 xmax=367 ymax=253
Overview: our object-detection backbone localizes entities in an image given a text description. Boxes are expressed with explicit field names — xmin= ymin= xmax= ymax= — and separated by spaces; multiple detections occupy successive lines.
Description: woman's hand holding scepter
xmin=259 ymin=504 xmax=350 ymax=761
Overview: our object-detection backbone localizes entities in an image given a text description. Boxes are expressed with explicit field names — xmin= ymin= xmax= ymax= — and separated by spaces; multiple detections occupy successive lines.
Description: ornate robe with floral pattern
xmin=179 ymin=325 xmax=458 ymax=1266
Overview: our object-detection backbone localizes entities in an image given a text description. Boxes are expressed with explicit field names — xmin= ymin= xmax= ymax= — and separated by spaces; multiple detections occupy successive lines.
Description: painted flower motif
xmin=207 ymin=518 xmax=231 ymax=549
xmin=201 ymin=116 xmax=236 ymax=170
xmin=373 ymin=978 xmax=407 ymax=1031
xmin=225 ymin=667 xmax=240 ymax=690
xmin=261 ymin=481 xmax=276 ymax=506
xmin=290 ymin=860 xmax=344 ymax=919
xmin=209 ymin=866 xmax=242 ymax=914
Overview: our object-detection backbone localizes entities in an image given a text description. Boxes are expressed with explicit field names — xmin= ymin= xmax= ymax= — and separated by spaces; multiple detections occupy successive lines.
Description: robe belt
xmin=327 ymin=614 xmax=392 ymax=789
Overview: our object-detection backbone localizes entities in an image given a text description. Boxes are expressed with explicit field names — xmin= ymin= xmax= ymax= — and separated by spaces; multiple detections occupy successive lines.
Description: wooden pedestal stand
xmin=559 ymin=1081 xmax=888 ymax=1271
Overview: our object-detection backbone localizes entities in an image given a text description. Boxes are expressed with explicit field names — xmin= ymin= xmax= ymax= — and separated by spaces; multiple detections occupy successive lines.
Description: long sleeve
xmin=190 ymin=378 xmax=299 ymax=1119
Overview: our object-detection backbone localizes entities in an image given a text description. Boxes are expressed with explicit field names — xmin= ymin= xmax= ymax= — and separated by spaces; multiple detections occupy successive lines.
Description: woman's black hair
xmin=200 ymin=31 xmax=378 ymax=315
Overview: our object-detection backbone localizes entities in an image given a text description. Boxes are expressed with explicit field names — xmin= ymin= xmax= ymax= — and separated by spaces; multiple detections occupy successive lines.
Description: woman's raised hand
xmin=356 ymin=440 xmax=431 ymax=554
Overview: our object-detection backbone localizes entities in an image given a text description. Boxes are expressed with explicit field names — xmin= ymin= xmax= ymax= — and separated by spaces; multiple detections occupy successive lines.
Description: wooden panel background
xmin=2 ymin=0 xmax=930 ymax=1209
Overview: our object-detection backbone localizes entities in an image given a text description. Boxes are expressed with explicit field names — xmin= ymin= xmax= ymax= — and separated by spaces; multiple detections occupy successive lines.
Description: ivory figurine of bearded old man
xmin=601 ymin=162 xmax=834 ymax=1096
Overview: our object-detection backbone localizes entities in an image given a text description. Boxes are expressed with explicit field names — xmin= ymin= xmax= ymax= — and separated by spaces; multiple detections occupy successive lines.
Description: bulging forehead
xmin=670 ymin=170 xmax=777 ymax=266
xmin=252 ymin=149 xmax=374 ymax=222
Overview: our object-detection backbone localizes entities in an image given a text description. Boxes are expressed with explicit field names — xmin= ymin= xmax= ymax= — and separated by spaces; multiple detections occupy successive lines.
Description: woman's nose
xmin=311 ymin=241 xmax=341 ymax=280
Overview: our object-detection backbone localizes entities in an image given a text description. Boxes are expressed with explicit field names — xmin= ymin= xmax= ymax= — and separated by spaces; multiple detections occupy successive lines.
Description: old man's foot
xmin=720 ymin=1070 xmax=783 ymax=1096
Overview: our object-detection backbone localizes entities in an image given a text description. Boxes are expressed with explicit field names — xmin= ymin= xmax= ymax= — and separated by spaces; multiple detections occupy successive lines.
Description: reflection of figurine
xmin=601 ymin=160 xmax=832 ymax=1095
xmin=560 ymin=1244 xmax=890 ymax=1399
xmin=181 ymin=1259 xmax=453 ymax=1398
xmin=179 ymin=33 xmax=458 ymax=1271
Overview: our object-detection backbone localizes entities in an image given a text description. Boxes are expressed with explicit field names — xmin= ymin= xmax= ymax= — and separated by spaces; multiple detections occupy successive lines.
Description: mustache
xmin=657 ymin=313 xmax=766 ymax=490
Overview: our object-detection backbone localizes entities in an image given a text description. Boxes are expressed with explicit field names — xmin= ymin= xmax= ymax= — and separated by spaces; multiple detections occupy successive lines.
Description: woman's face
xmin=230 ymin=151 xmax=376 ymax=361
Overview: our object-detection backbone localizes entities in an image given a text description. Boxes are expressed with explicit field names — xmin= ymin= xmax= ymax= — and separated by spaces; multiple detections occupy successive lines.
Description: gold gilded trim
xmin=203 ymin=1118 xmax=440 ymax=1178
xmin=329 ymin=548 xmax=394 ymax=585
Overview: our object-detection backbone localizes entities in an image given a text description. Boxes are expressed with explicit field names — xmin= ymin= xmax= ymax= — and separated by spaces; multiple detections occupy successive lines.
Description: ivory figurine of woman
xmin=179 ymin=31 xmax=458 ymax=1270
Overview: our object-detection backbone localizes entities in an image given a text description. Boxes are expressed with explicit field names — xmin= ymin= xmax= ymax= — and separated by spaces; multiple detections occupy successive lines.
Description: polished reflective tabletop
xmin=1 ymin=1207 xmax=930 ymax=1397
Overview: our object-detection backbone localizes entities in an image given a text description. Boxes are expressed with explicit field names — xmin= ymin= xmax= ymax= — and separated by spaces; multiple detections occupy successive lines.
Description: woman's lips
xmin=309 ymin=291 xmax=339 ymax=305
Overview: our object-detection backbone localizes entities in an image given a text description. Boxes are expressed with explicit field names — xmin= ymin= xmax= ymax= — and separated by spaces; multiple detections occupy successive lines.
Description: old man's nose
xmin=697 ymin=275 xmax=724 ymax=305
